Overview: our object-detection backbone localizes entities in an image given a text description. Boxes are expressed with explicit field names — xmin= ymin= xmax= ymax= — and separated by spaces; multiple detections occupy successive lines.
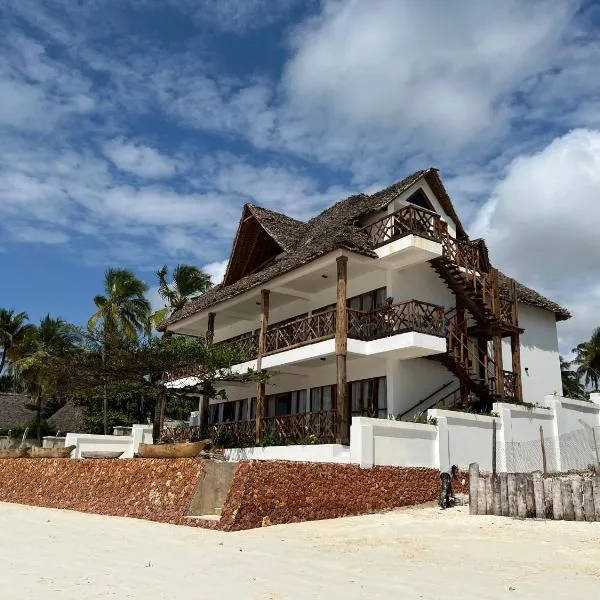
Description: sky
xmin=1 ymin=0 xmax=600 ymax=355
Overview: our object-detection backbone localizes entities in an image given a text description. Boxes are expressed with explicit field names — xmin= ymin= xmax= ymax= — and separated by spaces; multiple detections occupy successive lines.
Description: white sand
xmin=1 ymin=502 xmax=599 ymax=599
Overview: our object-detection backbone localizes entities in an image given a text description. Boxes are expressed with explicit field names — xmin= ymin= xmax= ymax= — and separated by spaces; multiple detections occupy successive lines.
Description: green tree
xmin=15 ymin=314 xmax=80 ymax=442
xmin=151 ymin=264 xmax=213 ymax=328
xmin=573 ymin=327 xmax=600 ymax=392
xmin=88 ymin=268 xmax=151 ymax=433
xmin=0 ymin=309 xmax=35 ymax=374
xmin=560 ymin=356 xmax=584 ymax=399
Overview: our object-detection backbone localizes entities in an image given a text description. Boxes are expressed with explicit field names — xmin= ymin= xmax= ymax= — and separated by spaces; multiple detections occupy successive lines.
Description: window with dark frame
xmin=350 ymin=376 xmax=387 ymax=418
xmin=405 ymin=189 xmax=435 ymax=212
xmin=310 ymin=385 xmax=336 ymax=412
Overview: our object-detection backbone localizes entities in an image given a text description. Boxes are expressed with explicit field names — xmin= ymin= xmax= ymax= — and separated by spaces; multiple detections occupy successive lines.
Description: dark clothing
xmin=439 ymin=472 xmax=453 ymax=508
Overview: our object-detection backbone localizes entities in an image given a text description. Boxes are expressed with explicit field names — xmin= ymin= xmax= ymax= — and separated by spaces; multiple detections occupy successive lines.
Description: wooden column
xmin=199 ymin=312 xmax=216 ymax=430
xmin=336 ymin=256 xmax=349 ymax=445
xmin=510 ymin=332 xmax=522 ymax=401
xmin=255 ymin=290 xmax=269 ymax=444
xmin=456 ymin=296 xmax=469 ymax=407
xmin=493 ymin=329 xmax=504 ymax=398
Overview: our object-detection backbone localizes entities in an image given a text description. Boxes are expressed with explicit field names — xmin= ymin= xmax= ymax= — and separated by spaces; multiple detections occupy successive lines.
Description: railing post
xmin=336 ymin=256 xmax=349 ymax=445
xmin=200 ymin=312 xmax=216 ymax=429
xmin=256 ymin=289 xmax=269 ymax=444
xmin=493 ymin=329 xmax=504 ymax=398
xmin=510 ymin=332 xmax=522 ymax=401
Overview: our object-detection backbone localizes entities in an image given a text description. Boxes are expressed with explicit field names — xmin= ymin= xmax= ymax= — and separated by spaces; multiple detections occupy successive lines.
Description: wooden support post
xmin=255 ymin=289 xmax=269 ymax=444
xmin=198 ymin=313 xmax=215 ymax=431
xmin=336 ymin=256 xmax=349 ymax=445
xmin=477 ymin=478 xmax=487 ymax=515
xmin=510 ymin=332 xmax=522 ymax=401
xmin=469 ymin=463 xmax=479 ymax=515
xmin=500 ymin=473 xmax=509 ymax=516
xmin=153 ymin=386 xmax=167 ymax=443
xmin=485 ymin=477 xmax=493 ymax=515
xmin=516 ymin=475 xmax=527 ymax=518
xmin=507 ymin=474 xmax=517 ymax=517
xmin=552 ymin=478 xmax=563 ymax=520
xmin=543 ymin=477 xmax=553 ymax=519
xmin=562 ymin=480 xmax=575 ymax=521
xmin=539 ymin=426 xmax=548 ymax=475
xmin=533 ymin=472 xmax=545 ymax=519
xmin=493 ymin=330 xmax=504 ymax=398
xmin=525 ymin=476 xmax=536 ymax=518
xmin=492 ymin=419 xmax=497 ymax=476
xmin=492 ymin=475 xmax=502 ymax=516
xmin=571 ymin=475 xmax=584 ymax=522
xmin=207 ymin=312 xmax=215 ymax=341
xmin=583 ymin=480 xmax=595 ymax=522
xmin=592 ymin=477 xmax=600 ymax=521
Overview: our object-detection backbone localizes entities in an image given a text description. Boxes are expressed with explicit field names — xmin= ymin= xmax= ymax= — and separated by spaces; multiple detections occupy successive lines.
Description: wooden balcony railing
xmin=348 ymin=300 xmax=445 ymax=340
xmin=211 ymin=419 xmax=256 ymax=448
xmin=360 ymin=204 xmax=442 ymax=249
xmin=265 ymin=308 xmax=336 ymax=354
xmin=215 ymin=330 xmax=260 ymax=361
xmin=502 ymin=370 xmax=519 ymax=399
xmin=260 ymin=410 xmax=337 ymax=445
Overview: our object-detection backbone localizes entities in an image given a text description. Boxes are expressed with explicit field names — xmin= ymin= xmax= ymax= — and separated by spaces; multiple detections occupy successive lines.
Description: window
xmin=208 ymin=403 xmax=219 ymax=425
xmin=310 ymin=385 xmax=336 ymax=412
xmin=250 ymin=397 xmax=256 ymax=420
xmin=405 ymin=190 xmax=435 ymax=212
xmin=266 ymin=389 xmax=307 ymax=417
xmin=350 ymin=377 xmax=387 ymax=418
xmin=347 ymin=288 xmax=387 ymax=312
xmin=222 ymin=401 xmax=236 ymax=422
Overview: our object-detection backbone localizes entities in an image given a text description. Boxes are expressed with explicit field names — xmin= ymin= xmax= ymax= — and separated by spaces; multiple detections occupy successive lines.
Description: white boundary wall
xmin=226 ymin=394 xmax=600 ymax=472
xmin=66 ymin=425 xmax=153 ymax=459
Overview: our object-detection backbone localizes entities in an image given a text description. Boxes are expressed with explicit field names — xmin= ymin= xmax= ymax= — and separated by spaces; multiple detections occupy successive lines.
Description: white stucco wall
xmin=502 ymin=304 xmax=562 ymax=402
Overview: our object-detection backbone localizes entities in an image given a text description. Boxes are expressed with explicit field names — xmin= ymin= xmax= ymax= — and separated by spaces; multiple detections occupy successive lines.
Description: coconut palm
xmin=151 ymin=264 xmax=213 ymax=329
xmin=0 ymin=309 xmax=35 ymax=374
xmin=88 ymin=268 xmax=151 ymax=433
xmin=560 ymin=356 xmax=584 ymax=399
xmin=572 ymin=327 xmax=600 ymax=391
xmin=16 ymin=315 xmax=80 ymax=442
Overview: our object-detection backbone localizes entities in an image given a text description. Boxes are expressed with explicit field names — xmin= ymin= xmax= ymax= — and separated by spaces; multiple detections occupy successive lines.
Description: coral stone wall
xmin=219 ymin=461 xmax=468 ymax=531
xmin=0 ymin=458 xmax=204 ymax=524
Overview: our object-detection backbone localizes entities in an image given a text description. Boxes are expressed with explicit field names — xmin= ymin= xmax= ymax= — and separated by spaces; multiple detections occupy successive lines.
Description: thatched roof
xmin=164 ymin=168 xmax=569 ymax=327
xmin=47 ymin=402 xmax=85 ymax=434
xmin=0 ymin=393 xmax=36 ymax=430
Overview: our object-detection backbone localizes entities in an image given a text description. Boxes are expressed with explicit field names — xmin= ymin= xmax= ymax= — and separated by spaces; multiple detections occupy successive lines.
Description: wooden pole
xmin=492 ymin=419 xmax=497 ymax=476
xmin=525 ymin=476 xmax=536 ymax=518
xmin=207 ymin=312 xmax=215 ymax=340
xmin=543 ymin=477 xmax=553 ymax=519
xmin=539 ymin=426 xmax=548 ymax=475
xmin=562 ymin=480 xmax=575 ymax=521
xmin=485 ymin=477 xmax=493 ymax=515
xmin=533 ymin=472 xmax=545 ymax=519
xmin=516 ymin=475 xmax=527 ymax=518
xmin=592 ymin=477 xmax=600 ymax=521
xmin=199 ymin=313 xmax=216 ymax=431
xmin=583 ymin=479 xmax=595 ymax=522
xmin=552 ymin=478 xmax=563 ymax=520
xmin=492 ymin=475 xmax=502 ymax=516
xmin=469 ymin=463 xmax=479 ymax=515
xmin=510 ymin=332 xmax=522 ymax=401
xmin=336 ymin=256 xmax=349 ymax=445
xmin=507 ymin=474 xmax=517 ymax=517
xmin=500 ymin=473 xmax=509 ymax=516
xmin=477 ymin=478 xmax=487 ymax=515
xmin=493 ymin=331 xmax=504 ymax=398
xmin=571 ymin=475 xmax=584 ymax=522
xmin=255 ymin=289 xmax=269 ymax=444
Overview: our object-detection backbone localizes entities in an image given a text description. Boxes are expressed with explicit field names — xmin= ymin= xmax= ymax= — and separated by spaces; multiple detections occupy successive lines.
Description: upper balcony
xmin=217 ymin=299 xmax=446 ymax=371
xmin=360 ymin=204 xmax=444 ymax=269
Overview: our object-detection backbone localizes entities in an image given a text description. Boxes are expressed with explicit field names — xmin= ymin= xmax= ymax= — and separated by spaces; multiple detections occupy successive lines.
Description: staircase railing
xmin=398 ymin=380 xmax=458 ymax=419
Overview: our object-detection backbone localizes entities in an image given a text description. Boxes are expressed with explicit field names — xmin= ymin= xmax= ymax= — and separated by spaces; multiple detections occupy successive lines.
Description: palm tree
xmin=16 ymin=315 xmax=80 ymax=442
xmin=151 ymin=264 xmax=213 ymax=329
xmin=572 ymin=327 xmax=600 ymax=392
xmin=0 ymin=309 xmax=35 ymax=374
xmin=560 ymin=356 xmax=584 ymax=399
xmin=88 ymin=268 xmax=151 ymax=433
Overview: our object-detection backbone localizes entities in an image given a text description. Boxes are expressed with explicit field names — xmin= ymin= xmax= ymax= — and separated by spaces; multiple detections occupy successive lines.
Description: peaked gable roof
xmin=164 ymin=169 xmax=569 ymax=327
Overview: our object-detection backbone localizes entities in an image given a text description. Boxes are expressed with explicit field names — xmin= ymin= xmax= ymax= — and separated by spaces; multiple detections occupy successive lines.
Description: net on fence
xmin=496 ymin=426 xmax=600 ymax=473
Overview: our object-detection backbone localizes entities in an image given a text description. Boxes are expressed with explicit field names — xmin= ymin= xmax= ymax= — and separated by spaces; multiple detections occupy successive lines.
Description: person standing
xmin=439 ymin=465 xmax=459 ymax=509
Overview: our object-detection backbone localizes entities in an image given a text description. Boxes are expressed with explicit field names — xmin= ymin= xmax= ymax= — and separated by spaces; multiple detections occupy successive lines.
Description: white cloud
xmin=472 ymin=128 xmax=600 ymax=352
xmin=203 ymin=259 xmax=228 ymax=284
xmin=102 ymin=138 xmax=182 ymax=178
xmin=10 ymin=226 xmax=69 ymax=245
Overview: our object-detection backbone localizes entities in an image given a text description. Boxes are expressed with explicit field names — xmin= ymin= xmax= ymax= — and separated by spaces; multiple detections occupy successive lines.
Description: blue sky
xmin=1 ymin=0 xmax=600 ymax=353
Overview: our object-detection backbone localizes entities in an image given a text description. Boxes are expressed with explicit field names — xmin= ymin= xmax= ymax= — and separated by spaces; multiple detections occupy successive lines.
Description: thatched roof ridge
xmin=163 ymin=169 xmax=569 ymax=327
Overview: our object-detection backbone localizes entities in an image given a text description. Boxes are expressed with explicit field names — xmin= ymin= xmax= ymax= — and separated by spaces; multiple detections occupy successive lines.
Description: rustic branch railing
xmin=360 ymin=204 xmax=442 ymax=249
xmin=161 ymin=424 xmax=205 ymax=443
xmin=502 ymin=370 xmax=519 ymax=399
xmin=211 ymin=419 xmax=256 ymax=448
xmin=215 ymin=330 xmax=260 ymax=361
xmin=348 ymin=300 xmax=445 ymax=340
xmin=260 ymin=411 xmax=337 ymax=444
xmin=265 ymin=309 xmax=336 ymax=354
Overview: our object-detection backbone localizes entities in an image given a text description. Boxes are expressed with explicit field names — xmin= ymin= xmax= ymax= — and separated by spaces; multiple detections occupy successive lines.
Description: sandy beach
xmin=1 ymin=502 xmax=599 ymax=599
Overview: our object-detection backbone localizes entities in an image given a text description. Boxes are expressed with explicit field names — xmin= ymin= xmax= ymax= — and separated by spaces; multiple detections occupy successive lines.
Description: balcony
xmin=216 ymin=299 xmax=446 ymax=370
xmin=360 ymin=204 xmax=443 ymax=269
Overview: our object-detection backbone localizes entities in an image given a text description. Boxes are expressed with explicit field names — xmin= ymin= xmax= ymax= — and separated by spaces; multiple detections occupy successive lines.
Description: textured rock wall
xmin=0 ymin=458 xmax=204 ymax=524
xmin=219 ymin=461 xmax=468 ymax=531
